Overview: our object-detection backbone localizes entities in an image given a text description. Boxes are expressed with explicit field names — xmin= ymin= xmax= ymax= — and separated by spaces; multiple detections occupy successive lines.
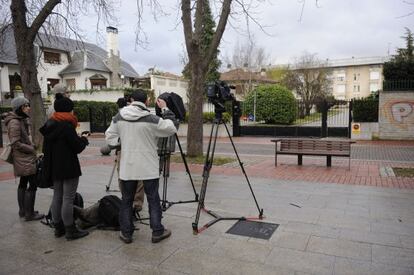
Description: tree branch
xmin=28 ymin=0 xmax=61 ymax=43
xmin=181 ymin=0 xmax=194 ymax=60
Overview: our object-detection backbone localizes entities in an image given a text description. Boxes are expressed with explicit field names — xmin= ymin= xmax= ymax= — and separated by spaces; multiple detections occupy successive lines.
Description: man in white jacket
xmin=105 ymin=90 xmax=177 ymax=244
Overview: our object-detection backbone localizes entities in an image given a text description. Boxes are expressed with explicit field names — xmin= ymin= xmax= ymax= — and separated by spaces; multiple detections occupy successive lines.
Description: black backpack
xmin=35 ymin=156 xmax=53 ymax=189
xmin=98 ymin=195 xmax=121 ymax=228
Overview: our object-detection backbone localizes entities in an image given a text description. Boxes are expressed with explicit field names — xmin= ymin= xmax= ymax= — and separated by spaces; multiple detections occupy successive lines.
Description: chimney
xmin=106 ymin=26 xmax=119 ymax=57
xmin=106 ymin=26 xmax=122 ymax=88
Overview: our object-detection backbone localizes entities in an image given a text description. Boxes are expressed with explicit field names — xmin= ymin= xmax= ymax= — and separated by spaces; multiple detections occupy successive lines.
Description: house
xmin=220 ymin=68 xmax=277 ymax=101
xmin=0 ymin=26 xmax=138 ymax=102
xmin=136 ymin=72 xmax=189 ymax=104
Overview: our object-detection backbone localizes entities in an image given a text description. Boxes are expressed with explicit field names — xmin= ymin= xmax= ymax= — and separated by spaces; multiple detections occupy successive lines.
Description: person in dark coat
xmin=39 ymin=93 xmax=90 ymax=240
xmin=4 ymin=97 xmax=44 ymax=221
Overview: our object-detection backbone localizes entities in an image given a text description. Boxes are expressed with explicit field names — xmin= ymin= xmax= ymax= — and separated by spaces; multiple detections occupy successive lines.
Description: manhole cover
xmin=226 ymin=220 xmax=279 ymax=240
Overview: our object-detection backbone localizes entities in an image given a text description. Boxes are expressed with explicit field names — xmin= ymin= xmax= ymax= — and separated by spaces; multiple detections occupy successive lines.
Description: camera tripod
xmin=159 ymin=133 xmax=199 ymax=211
xmin=192 ymin=108 xmax=264 ymax=234
xmin=105 ymin=150 xmax=150 ymax=224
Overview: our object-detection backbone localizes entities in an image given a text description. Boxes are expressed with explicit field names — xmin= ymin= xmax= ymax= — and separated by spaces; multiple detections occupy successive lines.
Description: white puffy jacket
xmin=105 ymin=101 xmax=177 ymax=180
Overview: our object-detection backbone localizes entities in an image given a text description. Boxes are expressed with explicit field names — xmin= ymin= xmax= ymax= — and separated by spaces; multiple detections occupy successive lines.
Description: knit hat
xmin=11 ymin=97 xmax=29 ymax=112
xmin=130 ymin=90 xmax=147 ymax=103
xmin=54 ymin=93 xmax=74 ymax=112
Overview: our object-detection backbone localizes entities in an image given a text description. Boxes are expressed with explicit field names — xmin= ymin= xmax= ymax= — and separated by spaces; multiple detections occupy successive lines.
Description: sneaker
xmin=151 ymin=229 xmax=171 ymax=243
xmin=119 ymin=232 xmax=132 ymax=244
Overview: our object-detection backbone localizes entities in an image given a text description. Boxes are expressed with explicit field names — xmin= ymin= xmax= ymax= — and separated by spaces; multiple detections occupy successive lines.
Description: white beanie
xmin=11 ymin=97 xmax=29 ymax=112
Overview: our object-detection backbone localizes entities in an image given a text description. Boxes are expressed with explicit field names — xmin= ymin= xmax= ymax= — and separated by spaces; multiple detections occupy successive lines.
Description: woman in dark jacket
xmin=4 ymin=97 xmax=44 ymax=221
xmin=40 ymin=93 xmax=89 ymax=240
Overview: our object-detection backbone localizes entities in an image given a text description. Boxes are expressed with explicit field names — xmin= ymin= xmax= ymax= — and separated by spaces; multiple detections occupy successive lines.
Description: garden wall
xmin=379 ymin=90 xmax=414 ymax=140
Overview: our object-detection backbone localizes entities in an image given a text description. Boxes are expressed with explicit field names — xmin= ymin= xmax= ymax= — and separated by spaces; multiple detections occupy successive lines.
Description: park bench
xmin=271 ymin=138 xmax=355 ymax=169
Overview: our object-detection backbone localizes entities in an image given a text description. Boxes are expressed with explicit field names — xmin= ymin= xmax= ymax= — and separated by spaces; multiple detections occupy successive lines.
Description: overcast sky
xmin=81 ymin=0 xmax=413 ymax=76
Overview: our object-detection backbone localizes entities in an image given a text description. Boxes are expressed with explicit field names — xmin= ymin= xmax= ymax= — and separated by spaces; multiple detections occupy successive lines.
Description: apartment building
xmin=326 ymin=56 xmax=390 ymax=100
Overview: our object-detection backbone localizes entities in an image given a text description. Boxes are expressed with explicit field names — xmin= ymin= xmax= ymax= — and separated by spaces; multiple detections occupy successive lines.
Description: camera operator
xmin=105 ymin=90 xmax=177 ymax=244
xmin=115 ymin=97 xmax=145 ymax=214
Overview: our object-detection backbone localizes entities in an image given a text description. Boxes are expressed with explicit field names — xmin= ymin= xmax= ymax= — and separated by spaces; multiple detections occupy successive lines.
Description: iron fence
xmin=383 ymin=80 xmax=414 ymax=91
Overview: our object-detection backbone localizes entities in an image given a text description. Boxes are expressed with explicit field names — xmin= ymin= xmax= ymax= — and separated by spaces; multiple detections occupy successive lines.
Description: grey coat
xmin=4 ymin=112 xmax=37 ymax=176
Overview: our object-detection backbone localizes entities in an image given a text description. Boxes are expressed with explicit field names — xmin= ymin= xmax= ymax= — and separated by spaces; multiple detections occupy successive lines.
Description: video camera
xmin=206 ymin=81 xmax=235 ymax=113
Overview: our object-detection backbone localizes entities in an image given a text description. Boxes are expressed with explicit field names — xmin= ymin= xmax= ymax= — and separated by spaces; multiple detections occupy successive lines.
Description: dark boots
xmin=65 ymin=224 xmax=89 ymax=241
xmin=24 ymin=190 xmax=44 ymax=221
xmin=17 ymin=188 xmax=25 ymax=218
xmin=54 ymin=221 xmax=65 ymax=238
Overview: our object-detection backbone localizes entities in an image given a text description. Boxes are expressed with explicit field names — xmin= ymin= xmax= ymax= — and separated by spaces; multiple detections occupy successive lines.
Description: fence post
xmin=232 ymin=100 xmax=241 ymax=137
xmin=0 ymin=117 xmax=3 ymax=148
xmin=321 ymin=100 xmax=328 ymax=138
xmin=348 ymin=100 xmax=353 ymax=138
xmin=88 ymin=107 xmax=93 ymax=133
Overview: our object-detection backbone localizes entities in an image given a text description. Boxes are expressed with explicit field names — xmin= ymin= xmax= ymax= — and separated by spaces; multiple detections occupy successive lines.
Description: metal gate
xmin=234 ymin=99 xmax=351 ymax=138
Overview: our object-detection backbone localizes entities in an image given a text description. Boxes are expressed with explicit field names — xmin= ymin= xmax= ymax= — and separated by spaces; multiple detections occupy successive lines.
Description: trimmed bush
xmin=0 ymin=106 xmax=12 ymax=114
xmin=352 ymin=96 xmax=379 ymax=122
xmin=243 ymin=85 xmax=296 ymax=124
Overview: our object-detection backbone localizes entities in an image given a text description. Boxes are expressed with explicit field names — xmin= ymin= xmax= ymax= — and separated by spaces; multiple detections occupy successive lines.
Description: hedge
xmin=243 ymin=84 xmax=296 ymax=124
xmin=73 ymin=101 xmax=118 ymax=123
xmin=352 ymin=96 xmax=379 ymax=122
xmin=184 ymin=112 xmax=231 ymax=123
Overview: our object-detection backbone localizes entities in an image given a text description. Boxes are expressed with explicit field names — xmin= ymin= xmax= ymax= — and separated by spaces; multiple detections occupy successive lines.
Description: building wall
xmin=332 ymin=64 xmax=383 ymax=100
xmin=37 ymin=49 xmax=70 ymax=97
xmin=150 ymin=75 xmax=189 ymax=104
xmin=0 ymin=65 xmax=10 ymax=93
xmin=331 ymin=64 xmax=383 ymax=100
xmin=379 ymin=90 xmax=414 ymax=140
xmin=70 ymin=90 xmax=124 ymax=102
xmin=80 ymin=70 xmax=111 ymax=90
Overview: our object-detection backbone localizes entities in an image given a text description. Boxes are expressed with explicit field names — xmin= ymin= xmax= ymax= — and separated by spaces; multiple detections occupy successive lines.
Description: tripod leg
xmin=106 ymin=159 xmax=117 ymax=191
xmin=175 ymin=134 xmax=198 ymax=200
xmin=193 ymin=121 xmax=220 ymax=233
xmin=222 ymin=121 xmax=263 ymax=218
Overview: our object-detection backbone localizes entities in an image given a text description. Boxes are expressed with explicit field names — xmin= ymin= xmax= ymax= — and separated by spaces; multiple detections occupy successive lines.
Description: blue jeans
xmin=119 ymin=178 xmax=164 ymax=237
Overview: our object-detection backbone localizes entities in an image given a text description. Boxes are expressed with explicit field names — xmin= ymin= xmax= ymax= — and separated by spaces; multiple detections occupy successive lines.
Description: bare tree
xmin=223 ymin=36 xmax=270 ymax=69
xmin=282 ymin=52 xmax=332 ymax=117
xmin=0 ymin=0 xmax=118 ymax=147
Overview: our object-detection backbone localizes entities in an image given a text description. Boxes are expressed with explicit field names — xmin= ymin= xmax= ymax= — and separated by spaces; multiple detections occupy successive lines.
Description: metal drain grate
xmin=226 ymin=220 xmax=279 ymax=240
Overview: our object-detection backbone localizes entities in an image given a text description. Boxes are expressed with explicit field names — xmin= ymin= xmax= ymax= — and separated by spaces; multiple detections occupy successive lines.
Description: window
xmin=353 ymin=85 xmax=360 ymax=93
xmin=44 ymin=51 xmax=61 ymax=64
xmin=336 ymin=72 xmax=346 ymax=82
xmin=90 ymin=79 xmax=107 ymax=90
xmin=369 ymin=83 xmax=379 ymax=92
xmin=156 ymin=80 xmax=166 ymax=86
xmin=47 ymin=78 xmax=60 ymax=91
xmin=370 ymin=71 xmax=380 ymax=80
xmin=66 ymin=79 xmax=76 ymax=91
xmin=353 ymin=73 xmax=360 ymax=81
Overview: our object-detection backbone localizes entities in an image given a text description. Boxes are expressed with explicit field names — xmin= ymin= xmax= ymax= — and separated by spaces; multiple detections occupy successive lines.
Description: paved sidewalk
xmin=1 ymin=137 xmax=414 ymax=274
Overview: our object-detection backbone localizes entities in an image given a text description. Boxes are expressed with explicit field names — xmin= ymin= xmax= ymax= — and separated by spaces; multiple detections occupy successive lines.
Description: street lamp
xmin=120 ymin=74 xmax=125 ymax=88
xmin=243 ymin=63 xmax=256 ymax=122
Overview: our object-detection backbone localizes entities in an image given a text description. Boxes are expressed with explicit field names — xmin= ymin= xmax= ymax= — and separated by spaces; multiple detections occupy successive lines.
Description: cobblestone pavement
xmin=1 ymin=137 xmax=414 ymax=274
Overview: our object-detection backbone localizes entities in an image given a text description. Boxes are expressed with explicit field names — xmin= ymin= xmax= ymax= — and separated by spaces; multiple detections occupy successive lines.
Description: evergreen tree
xmin=383 ymin=28 xmax=414 ymax=80
xmin=182 ymin=0 xmax=221 ymax=83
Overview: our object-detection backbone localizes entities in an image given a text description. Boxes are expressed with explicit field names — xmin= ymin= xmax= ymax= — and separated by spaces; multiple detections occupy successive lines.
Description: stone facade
xmin=379 ymin=90 xmax=414 ymax=140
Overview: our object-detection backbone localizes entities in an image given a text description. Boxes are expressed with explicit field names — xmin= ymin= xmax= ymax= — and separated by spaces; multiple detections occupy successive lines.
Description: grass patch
xmin=294 ymin=109 xmax=341 ymax=125
xmin=392 ymin=167 xmax=414 ymax=178
xmin=171 ymin=154 xmax=235 ymax=165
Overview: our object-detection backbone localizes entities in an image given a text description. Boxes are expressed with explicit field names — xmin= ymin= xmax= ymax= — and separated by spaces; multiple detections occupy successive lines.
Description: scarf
xmin=51 ymin=112 xmax=78 ymax=128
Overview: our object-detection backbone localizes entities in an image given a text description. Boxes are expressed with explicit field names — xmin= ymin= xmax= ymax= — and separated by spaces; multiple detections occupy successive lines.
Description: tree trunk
xmin=11 ymin=0 xmax=48 ymax=149
xmin=187 ymin=63 xmax=205 ymax=157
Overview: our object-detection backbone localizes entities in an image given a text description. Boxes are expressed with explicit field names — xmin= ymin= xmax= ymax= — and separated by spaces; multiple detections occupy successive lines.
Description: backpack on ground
xmin=41 ymin=192 xmax=84 ymax=227
xmin=97 ymin=195 xmax=121 ymax=229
